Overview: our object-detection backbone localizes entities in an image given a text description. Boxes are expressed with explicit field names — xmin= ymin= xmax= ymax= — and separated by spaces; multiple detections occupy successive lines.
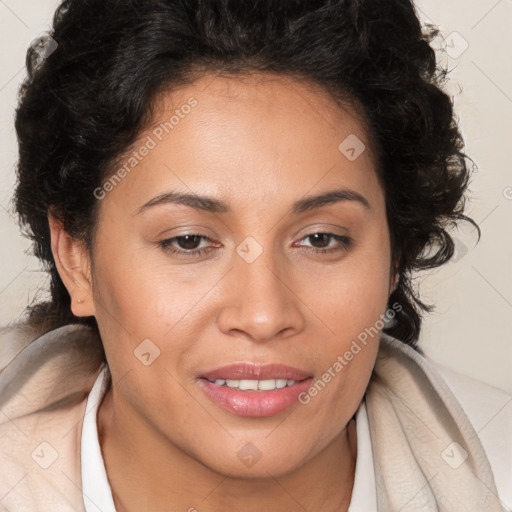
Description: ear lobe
xmin=48 ymin=212 xmax=95 ymax=317
xmin=389 ymin=266 xmax=399 ymax=295
xmin=389 ymin=274 xmax=399 ymax=295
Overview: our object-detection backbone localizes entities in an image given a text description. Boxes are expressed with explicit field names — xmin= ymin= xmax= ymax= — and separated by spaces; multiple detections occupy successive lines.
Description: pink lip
xmin=198 ymin=377 xmax=314 ymax=417
xmin=197 ymin=363 xmax=314 ymax=417
xmin=199 ymin=363 xmax=312 ymax=381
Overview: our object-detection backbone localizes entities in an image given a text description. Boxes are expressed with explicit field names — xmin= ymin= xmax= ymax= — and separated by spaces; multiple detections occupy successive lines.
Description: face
xmin=74 ymin=73 xmax=394 ymax=477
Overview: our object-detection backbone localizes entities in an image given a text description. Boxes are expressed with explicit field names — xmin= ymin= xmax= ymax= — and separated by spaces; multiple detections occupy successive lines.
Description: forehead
xmin=100 ymin=72 xmax=383 ymax=217
xmin=150 ymin=72 xmax=375 ymax=161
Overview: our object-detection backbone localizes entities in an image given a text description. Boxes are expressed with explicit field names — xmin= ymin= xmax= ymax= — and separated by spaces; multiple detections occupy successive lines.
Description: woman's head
xmin=14 ymin=0 xmax=477 ymax=348
xmin=44 ymin=74 xmax=393 ymax=479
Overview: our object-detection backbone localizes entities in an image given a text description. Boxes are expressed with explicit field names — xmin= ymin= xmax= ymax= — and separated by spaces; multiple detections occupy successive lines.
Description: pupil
xmin=178 ymin=235 xmax=201 ymax=250
xmin=311 ymin=233 xmax=330 ymax=248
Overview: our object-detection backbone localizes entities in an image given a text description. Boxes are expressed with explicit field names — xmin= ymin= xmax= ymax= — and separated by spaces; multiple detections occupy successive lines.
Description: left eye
xmin=294 ymin=233 xmax=352 ymax=253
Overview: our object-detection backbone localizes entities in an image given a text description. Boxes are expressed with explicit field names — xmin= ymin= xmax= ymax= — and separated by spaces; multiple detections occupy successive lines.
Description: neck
xmin=97 ymin=385 xmax=358 ymax=512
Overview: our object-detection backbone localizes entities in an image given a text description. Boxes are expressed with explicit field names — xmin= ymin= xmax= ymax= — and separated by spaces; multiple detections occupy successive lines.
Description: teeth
xmin=258 ymin=379 xmax=278 ymax=391
xmin=238 ymin=379 xmax=259 ymax=390
xmin=209 ymin=378 xmax=299 ymax=390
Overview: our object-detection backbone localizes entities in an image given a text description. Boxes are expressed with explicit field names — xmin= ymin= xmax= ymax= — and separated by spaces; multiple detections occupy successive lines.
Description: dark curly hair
xmin=13 ymin=0 xmax=479 ymax=349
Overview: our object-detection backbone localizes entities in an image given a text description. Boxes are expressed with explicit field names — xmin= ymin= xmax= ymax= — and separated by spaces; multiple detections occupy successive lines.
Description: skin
xmin=49 ymin=72 xmax=398 ymax=512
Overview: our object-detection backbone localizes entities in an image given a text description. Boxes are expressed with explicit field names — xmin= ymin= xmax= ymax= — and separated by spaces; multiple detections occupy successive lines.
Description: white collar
xmin=81 ymin=365 xmax=116 ymax=512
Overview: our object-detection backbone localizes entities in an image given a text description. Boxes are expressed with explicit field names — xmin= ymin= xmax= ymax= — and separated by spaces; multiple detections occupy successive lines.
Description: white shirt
xmin=81 ymin=365 xmax=117 ymax=512
xmin=81 ymin=365 xmax=378 ymax=512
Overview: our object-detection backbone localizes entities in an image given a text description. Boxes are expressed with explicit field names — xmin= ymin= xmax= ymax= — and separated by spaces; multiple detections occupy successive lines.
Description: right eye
xmin=158 ymin=234 xmax=220 ymax=258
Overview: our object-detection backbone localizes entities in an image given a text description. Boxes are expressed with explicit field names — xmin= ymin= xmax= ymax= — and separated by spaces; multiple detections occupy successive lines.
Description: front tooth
xmin=238 ymin=379 xmax=259 ymax=390
xmin=225 ymin=379 xmax=239 ymax=388
xmin=275 ymin=379 xmax=287 ymax=389
xmin=258 ymin=379 xmax=277 ymax=390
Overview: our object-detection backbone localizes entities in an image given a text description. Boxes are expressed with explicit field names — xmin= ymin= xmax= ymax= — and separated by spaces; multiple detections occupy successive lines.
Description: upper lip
xmin=200 ymin=363 xmax=312 ymax=381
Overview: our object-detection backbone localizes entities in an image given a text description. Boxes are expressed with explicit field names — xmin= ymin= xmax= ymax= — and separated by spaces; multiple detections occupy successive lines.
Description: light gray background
xmin=1 ymin=1 xmax=511 ymax=392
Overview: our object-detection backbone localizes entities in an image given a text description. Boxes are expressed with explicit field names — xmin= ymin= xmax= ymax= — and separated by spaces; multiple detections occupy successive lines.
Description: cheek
xmin=91 ymin=236 xmax=211 ymax=337
xmin=307 ymin=224 xmax=392 ymax=337
xmin=300 ymin=225 xmax=391 ymax=411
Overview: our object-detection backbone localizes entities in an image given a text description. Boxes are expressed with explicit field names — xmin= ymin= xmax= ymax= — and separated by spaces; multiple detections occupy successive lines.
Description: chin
xmin=193 ymin=439 xmax=309 ymax=479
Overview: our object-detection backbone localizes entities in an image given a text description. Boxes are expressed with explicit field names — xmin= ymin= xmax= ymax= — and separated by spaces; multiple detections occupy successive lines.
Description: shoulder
xmin=428 ymin=359 xmax=512 ymax=510
xmin=0 ymin=397 xmax=90 ymax=510
xmin=0 ymin=320 xmax=106 ymax=511
xmin=375 ymin=334 xmax=512 ymax=509
xmin=0 ymin=320 xmax=106 ymax=417
xmin=0 ymin=319 xmax=44 ymax=371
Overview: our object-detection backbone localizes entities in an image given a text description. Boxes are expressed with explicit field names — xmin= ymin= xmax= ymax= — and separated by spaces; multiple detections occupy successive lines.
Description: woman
xmin=0 ymin=0 xmax=510 ymax=511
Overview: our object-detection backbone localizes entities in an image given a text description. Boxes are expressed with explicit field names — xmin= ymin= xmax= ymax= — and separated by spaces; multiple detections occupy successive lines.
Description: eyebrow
xmin=136 ymin=188 xmax=371 ymax=215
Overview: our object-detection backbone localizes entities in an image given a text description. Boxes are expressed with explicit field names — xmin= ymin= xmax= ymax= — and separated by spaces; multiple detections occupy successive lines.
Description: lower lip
xmin=198 ymin=378 xmax=314 ymax=417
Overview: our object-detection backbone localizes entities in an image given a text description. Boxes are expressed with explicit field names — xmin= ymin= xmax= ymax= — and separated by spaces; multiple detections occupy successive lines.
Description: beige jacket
xmin=0 ymin=322 xmax=511 ymax=511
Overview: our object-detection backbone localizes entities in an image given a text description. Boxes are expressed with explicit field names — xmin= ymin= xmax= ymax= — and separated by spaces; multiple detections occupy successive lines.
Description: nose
xmin=216 ymin=247 xmax=306 ymax=343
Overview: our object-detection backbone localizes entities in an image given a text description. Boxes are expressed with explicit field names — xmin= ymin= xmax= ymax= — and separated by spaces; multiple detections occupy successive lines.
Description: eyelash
xmin=158 ymin=233 xmax=352 ymax=258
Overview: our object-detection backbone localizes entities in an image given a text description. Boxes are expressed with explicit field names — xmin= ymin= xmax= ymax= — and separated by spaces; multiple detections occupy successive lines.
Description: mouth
xmin=197 ymin=363 xmax=314 ymax=417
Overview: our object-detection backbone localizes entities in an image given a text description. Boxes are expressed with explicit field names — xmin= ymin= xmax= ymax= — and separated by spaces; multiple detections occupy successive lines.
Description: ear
xmin=48 ymin=212 xmax=96 ymax=317
xmin=389 ymin=258 xmax=400 ymax=295
xmin=389 ymin=272 xmax=399 ymax=295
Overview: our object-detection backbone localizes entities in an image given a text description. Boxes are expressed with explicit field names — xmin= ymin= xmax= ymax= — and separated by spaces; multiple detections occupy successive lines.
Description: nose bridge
xmin=216 ymin=235 xmax=305 ymax=341
xmin=237 ymin=240 xmax=284 ymax=305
